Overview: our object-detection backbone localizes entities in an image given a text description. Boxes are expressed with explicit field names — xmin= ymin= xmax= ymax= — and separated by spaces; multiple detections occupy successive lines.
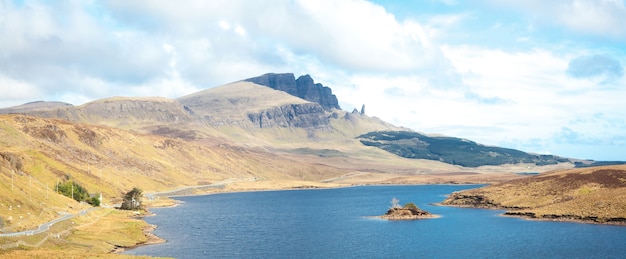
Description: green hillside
xmin=358 ymin=131 xmax=569 ymax=167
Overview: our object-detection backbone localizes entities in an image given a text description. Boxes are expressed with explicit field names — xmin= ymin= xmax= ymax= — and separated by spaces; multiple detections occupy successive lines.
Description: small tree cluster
xmin=56 ymin=181 xmax=99 ymax=206
xmin=120 ymin=187 xmax=143 ymax=210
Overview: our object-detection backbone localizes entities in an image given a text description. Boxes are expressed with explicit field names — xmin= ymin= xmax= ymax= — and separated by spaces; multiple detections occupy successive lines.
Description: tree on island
xmin=120 ymin=187 xmax=143 ymax=210
xmin=390 ymin=197 xmax=401 ymax=209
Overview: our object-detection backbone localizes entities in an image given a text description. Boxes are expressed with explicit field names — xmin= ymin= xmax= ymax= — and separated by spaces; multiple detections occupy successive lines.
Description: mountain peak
xmin=245 ymin=73 xmax=341 ymax=111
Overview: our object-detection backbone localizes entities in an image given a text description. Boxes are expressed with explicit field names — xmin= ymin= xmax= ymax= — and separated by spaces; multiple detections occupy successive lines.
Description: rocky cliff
xmin=245 ymin=73 xmax=341 ymax=111
xmin=247 ymin=103 xmax=330 ymax=130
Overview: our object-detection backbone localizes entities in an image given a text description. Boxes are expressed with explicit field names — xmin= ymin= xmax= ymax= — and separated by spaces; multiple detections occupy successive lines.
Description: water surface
xmin=126 ymin=185 xmax=626 ymax=258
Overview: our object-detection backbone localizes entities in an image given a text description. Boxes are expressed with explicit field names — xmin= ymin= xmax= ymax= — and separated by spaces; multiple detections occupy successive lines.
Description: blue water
xmin=125 ymin=185 xmax=626 ymax=258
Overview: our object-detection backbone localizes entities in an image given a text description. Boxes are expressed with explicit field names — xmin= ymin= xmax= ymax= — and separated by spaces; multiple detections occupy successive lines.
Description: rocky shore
xmin=442 ymin=190 xmax=626 ymax=226
xmin=379 ymin=207 xmax=439 ymax=220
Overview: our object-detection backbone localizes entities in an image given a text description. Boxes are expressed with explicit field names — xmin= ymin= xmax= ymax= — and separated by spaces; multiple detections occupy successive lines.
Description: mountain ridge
xmin=0 ymin=72 xmax=605 ymax=169
xmin=244 ymin=73 xmax=341 ymax=110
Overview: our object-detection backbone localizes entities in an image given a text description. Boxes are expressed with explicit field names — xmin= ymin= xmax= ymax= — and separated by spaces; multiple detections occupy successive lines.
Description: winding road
xmin=0 ymin=208 xmax=95 ymax=237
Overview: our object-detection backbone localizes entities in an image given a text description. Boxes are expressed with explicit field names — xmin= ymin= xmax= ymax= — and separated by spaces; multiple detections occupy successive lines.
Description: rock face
xmin=441 ymin=193 xmax=501 ymax=209
xmin=245 ymin=73 xmax=341 ymax=111
xmin=379 ymin=207 xmax=436 ymax=220
xmin=247 ymin=103 xmax=330 ymax=129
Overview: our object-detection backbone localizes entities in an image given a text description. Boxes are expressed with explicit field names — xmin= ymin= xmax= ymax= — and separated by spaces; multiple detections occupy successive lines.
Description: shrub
xmin=120 ymin=187 xmax=143 ymax=210
xmin=56 ymin=181 xmax=89 ymax=202
xmin=87 ymin=196 xmax=101 ymax=207
xmin=403 ymin=202 xmax=419 ymax=210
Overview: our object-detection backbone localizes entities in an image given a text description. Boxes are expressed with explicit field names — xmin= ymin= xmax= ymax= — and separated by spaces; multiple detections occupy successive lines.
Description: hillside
xmin=0 ymin=114 xmax=348 ymax=233
xmin=0 ymin=101 xmax=72 ymax=113
xmin=441 ymin=165 xmax=626 ymax=224
xmin=358 ymin=131 xmax=570 ymax=167
xmin=177 ymin=81 xmax=329 ymax=130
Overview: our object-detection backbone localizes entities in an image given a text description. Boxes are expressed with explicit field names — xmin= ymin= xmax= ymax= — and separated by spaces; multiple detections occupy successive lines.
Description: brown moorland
xmin=442 ymin=165 xmax=626 ymax=224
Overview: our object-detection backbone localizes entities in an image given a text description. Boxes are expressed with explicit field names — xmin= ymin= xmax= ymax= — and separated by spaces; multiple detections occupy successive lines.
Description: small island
xmin=378 ymin=198 xmax=438 ymax=220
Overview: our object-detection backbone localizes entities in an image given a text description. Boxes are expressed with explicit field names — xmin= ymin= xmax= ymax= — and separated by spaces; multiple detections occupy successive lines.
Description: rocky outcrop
xmin=247 ymin=103 xmax=330 ymax=130
xmin=245 ymin=73 xmax=341 ymax=111
xmin=245 ymin=73 xmax=299 ymax=96
xmin=379 ymin=207 xmax=437 ymax=220
xmin=441 ymin=193 xmax=501 ymax=209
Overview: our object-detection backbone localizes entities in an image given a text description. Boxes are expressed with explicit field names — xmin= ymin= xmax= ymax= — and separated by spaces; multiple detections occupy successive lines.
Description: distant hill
xmin=441 ymin=165 xmax=626 ymax=224
xmin=0 ymin=73 xmax=582 ymax=172
xmin=0 ymin=101 xmax=72 ymax=113
xmin=358 ymin=131 xmax=570 ymax=167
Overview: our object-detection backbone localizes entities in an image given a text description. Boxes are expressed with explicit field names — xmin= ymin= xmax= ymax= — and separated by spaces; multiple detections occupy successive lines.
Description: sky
xmin=1 ymin=0 xmax=625 ymax=161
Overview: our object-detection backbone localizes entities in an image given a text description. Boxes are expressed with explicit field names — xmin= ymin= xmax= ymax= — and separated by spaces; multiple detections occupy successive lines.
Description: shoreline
xmin=500 ymin=212 xmax=626 ymax=226
xmin=112 ymin=223 xmax=166 ymax=254
xmin=114 ymin=211 xmax=168 ymax=254
xmin=437 ymin=203 xmax=626 ymax=227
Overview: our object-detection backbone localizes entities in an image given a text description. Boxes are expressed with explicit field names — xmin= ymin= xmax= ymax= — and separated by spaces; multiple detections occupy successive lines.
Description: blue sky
xmin=1 ymin=0 xmax=625 ymax=161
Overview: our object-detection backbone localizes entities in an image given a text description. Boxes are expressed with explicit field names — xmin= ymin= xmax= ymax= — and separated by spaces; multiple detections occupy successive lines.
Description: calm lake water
xmin=125 ymin=185 xmax=626 ymax=258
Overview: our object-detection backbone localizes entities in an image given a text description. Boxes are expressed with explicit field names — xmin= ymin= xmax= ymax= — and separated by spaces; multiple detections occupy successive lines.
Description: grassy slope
xmin=0 ymin=113 xmax=354 ymax=257
xmin=442 ymin=165 xmax=626 ymax=224
xmin=177 ymin=81 xmax=310 ymax=117
xmin=0 ymin=114 xmax=347 ymax=233
xmin=0 ymin=208 xmax=162 ymax=258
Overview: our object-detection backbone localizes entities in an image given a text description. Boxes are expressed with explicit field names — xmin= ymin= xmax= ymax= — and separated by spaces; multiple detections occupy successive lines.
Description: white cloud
xmin=1 ymin=0 xmax=625 ymax=161
xmin=483 ymin=0 xmax=626 ymax=39
xmin=437 ymin=44 xmax=626 ymax=159
xmin=0 ymin=75 xmax=44 ymax=107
